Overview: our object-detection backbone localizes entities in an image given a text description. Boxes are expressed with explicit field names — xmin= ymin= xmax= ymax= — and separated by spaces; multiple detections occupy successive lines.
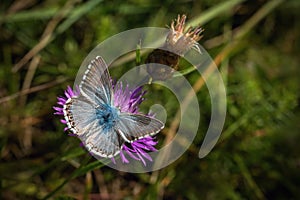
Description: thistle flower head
xmin=165 ymin=14 xmax=204 ymax=55
xmin=112 ymin=81 xmax=146 ymax=114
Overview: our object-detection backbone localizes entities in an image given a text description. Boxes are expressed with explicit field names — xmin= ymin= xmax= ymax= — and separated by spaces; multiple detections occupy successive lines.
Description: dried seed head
xmin=146 ymin=14 xmax=204 ymax=82
xmin=165 ymin=14 xmax=204 ymax=55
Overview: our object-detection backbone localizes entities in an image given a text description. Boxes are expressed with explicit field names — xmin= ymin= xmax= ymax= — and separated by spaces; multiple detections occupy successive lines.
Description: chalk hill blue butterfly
xmin=63 ymin=56 xmax=164 ymax=158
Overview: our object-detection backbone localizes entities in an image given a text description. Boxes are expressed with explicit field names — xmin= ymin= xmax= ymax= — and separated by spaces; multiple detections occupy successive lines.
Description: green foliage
xmin=1 ymin=0 xmax=299 ymax=199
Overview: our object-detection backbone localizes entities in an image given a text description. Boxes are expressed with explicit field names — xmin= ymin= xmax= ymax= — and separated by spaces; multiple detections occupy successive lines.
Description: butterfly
xmin=63 ymin=56 xmax=164 ymax=158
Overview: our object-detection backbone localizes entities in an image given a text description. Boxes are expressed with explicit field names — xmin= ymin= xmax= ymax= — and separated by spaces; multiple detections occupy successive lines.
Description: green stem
xmin=234 ymin=154 xmax=265 ymax=200
xmin=173 ymin=65 xmax=197 ymax=77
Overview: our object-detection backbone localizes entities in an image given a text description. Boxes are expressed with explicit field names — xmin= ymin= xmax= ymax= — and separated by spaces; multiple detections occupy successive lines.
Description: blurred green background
xmin=1 ymin=0 xmax=299 ymax=199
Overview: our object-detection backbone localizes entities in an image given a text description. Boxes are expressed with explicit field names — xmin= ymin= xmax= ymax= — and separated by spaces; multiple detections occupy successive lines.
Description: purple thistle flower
xmin=54 ymin=82 xmax=158 ymax=166
xmin=120 ymin=136 xmax=158 ymax=166
xmin=53 ymin=86 xmax=80 ymax=132
xmin=113 ymin=81 xmax=146 ymax=114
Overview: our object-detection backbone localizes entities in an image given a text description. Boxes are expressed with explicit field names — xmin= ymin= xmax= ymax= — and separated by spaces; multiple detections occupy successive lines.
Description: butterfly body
xmin=96 ymin=103 xmax=119 ymax=132
xmin=63 ymin=56 xmax=164 ymax=158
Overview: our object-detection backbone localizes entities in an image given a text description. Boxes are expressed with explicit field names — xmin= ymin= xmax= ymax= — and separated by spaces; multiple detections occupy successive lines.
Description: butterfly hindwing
xmin=116 ymin=113 xmax=164 ymax=142
xmin=82 ymin=119 xmax=123 ymax=158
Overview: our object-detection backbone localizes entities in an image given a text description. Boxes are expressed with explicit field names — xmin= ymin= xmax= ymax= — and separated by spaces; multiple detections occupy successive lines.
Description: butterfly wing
xmin=82 ymin=119 xmax=123 ymax=158
xmin=115 ymin=113 xmax=164 ymax=142
xmin=64 ymin=95 xmax=123 ymax=157
xmin=79 ymin=56 xmax=112 ymax=105
xmin=63 ymin=95 xmax=97 ymax=134
xmin=63 ymin=56 xmax=122 ymax=157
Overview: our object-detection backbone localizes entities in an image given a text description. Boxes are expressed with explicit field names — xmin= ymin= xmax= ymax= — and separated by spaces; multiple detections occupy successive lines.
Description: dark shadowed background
xmin=1 ymin=0 xmax=299 ymax=199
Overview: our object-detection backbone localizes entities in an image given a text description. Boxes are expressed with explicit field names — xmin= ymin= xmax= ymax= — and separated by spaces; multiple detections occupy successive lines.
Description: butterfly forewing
xmin=63 ymin=95 xmax=97 ymax=135
xmin=79 ymin=56 xmax=112 ymax=105
xmin=116 ymin=113 xmax=164 ymax=142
